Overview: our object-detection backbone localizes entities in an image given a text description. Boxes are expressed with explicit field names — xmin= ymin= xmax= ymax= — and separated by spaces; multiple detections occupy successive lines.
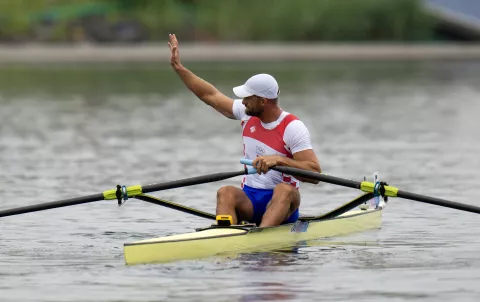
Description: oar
xmin=241 ymin=159 xmax=480 ymax=215
xmin=0 ymin=167 xmax=257 ymax=218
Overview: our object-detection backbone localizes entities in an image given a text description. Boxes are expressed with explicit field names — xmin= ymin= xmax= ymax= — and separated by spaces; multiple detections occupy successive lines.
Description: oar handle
xmin=240 ymin=158 xmax=386 ymax=192
xmin=241 ymin=159 xmax=254 ymax=166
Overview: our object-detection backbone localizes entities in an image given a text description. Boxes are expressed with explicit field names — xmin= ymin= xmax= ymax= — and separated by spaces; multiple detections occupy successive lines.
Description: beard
xmin=245 ymin=107 xmax=263 ymax=117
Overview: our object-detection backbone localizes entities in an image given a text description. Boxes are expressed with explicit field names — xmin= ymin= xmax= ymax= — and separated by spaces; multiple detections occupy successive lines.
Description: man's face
xmin=242 ymin=95 xmax=265 ymax=117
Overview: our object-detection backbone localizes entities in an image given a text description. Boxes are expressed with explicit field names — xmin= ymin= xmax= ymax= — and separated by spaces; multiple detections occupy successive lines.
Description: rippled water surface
xmin=0 ymin=61 xmax=479 ymax=302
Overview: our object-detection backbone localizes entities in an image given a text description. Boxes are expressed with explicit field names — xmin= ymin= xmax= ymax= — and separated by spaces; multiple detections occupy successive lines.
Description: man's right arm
xmin=173 ymin=65 xmax=235 ymax=119
xmin=168 ymin=34 xmax=235 ymax=119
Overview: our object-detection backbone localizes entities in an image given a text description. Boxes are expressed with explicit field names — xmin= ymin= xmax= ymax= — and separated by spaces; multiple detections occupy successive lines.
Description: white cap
xmin=233 ymin=74 xmax=279 ymax=99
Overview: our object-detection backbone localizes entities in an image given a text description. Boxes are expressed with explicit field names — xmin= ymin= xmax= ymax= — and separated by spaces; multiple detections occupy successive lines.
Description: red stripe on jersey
xmin=242 ymin=114 xmax=298 ymax=156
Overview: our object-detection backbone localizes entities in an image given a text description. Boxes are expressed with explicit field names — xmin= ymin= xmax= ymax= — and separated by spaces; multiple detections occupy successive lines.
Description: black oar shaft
xmin=1 ymin=169 xmax=251 ymax=219
xmin=272 ymin=166 xmax=361 ymax=189
xmin=268 ymin=165 xmax=480 ymax=215
xmin=0 ymin=193 xmax=105 ymax=218
xmin=142 ymin=170 xmax=247 ymax=194
xmin=397 ymin=190 xmax=480 ymax=214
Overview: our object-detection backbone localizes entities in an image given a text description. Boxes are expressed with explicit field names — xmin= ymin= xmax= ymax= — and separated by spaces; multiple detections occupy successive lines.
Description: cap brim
xmin=233 ymin=85 xmax=254 ymax=98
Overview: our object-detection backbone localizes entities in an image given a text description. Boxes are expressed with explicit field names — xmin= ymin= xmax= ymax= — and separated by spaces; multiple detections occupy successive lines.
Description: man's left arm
xmin=276 ymin=150 xmax=321 ymax=184
xmin=252 ymin=119 xmax=321 ymax=183
xmin=251 ymin=151 xmax=321 ymax=184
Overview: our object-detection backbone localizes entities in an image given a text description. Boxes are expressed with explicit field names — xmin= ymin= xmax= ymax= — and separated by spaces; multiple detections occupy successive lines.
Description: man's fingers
xmin=254 ymin=160 xmax=261 ymax=174
xmin=260 ymin=162 xmax=267 ymax=174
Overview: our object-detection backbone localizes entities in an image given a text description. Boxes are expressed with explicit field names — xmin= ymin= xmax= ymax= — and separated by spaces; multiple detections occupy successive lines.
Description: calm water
xmin=0 ymin=61 xmax=479 ymax=302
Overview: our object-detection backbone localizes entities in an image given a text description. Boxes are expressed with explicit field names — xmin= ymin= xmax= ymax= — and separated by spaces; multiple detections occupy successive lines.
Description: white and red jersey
xmin=232 ymin=99 xmax=313 ymax=189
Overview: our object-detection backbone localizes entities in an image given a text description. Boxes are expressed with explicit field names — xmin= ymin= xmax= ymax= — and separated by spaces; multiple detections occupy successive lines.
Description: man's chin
xmin=246 ymin=110 xmax=260 ymax=117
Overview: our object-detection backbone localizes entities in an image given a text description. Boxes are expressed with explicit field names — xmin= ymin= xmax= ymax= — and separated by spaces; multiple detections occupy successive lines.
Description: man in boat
xmin=168 ymin=34 xmax=321 ymax=227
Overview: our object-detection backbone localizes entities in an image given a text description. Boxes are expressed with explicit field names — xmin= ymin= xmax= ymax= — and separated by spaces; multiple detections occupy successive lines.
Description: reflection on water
xmin=0 ymin=61 xmax=480 ymax=302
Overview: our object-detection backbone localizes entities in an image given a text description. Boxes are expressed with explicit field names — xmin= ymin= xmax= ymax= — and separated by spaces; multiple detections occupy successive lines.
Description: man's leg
xmin=216 ymin=186 xmax=254 ymax=224
xmin=259 ymin=183 xmax=300 ymax=227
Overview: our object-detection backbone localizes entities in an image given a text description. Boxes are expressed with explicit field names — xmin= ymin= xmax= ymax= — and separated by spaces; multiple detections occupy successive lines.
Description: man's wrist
xmin=276 ymin=156 xmax=287 ymax=166
xmin=172 ymin=62 xmax=184 ymax=72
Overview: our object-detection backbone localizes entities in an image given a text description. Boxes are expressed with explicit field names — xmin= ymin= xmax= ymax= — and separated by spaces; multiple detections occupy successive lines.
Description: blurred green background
xmin=0 ymin=0 xmax=437 ymax=43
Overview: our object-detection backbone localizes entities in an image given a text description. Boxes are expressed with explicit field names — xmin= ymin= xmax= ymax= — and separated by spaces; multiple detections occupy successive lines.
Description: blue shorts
xmin=243 ymin=184 xmax=299 ymax=226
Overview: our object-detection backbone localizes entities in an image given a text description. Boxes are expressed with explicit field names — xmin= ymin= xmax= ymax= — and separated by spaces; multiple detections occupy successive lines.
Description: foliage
xmin=0 ymin=0 xmax=436 ymax=42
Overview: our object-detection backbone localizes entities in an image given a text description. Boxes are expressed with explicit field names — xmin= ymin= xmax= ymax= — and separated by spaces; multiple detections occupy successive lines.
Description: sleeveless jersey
xmin=232 ymin=99 xmax=313 ymax=190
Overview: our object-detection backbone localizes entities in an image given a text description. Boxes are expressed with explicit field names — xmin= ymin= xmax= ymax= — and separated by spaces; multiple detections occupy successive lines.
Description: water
xmin=0 ymin=61 xmax=479 ymax=302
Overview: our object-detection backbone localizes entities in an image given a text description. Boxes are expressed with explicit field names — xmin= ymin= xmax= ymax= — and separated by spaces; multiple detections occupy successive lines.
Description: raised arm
xmin=168 ymin=34 xmax=235 ymax=119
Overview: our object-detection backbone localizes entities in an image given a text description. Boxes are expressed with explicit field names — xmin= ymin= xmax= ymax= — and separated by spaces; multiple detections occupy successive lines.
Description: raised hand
xmin=168 ymin=33 xmax=181 ymax=68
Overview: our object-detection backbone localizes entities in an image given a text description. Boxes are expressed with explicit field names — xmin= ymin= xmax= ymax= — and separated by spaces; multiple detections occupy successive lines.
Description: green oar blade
xmin=0 ymin=193 xmax=104 ymax=218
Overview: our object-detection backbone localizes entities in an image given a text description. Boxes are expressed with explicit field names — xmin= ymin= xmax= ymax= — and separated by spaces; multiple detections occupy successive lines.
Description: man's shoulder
xmin=283 ymin=116 xmax=311 ymax=141
xmin=283 ymin=113 xmax=307 ymax=128
xmin=283 ymin=112 xmax=299 ymax=121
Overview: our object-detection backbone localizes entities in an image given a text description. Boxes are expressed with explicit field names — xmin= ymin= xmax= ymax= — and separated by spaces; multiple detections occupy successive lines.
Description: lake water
xmin=0 ymin=61 xmax=479 ymax=302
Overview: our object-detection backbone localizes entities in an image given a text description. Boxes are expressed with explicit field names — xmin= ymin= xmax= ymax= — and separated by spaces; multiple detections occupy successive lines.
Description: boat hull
xmin=124 ymin=208 xmax=382 ymax=265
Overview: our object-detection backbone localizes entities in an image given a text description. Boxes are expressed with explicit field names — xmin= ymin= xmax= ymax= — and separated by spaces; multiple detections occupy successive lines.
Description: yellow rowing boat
xmin=124 ymin=193 xmax=383 ymax=265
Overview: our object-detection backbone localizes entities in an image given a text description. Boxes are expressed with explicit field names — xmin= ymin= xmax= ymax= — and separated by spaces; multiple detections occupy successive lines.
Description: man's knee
xmin=217 ymin=186 xmax=238 ymax=204
xmin=274 ymin=183 xmax=297 ymax=195
xmin=272 ymin=183 xmax=300 ymax=204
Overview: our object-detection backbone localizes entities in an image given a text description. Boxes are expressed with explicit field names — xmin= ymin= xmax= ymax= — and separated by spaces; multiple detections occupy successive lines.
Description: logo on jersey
xmin=255 ymin=146 xmax=265 ymax=156
xmin=250 ymin=126 xmax=256 ymax=133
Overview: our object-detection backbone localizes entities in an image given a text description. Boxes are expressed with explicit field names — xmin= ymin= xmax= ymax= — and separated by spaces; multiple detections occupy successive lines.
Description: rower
xmin=168 ymin=34 xmax=321 ymax=227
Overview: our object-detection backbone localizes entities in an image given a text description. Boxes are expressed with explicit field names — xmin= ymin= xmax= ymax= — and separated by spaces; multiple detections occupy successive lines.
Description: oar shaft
xmin=240 ymin=158 xmax=361 ymax=189
xmin=0 ymin=193 xmax=104 ymax=218
xmin=397 ymin=190 xmax=480 ymax=214
xmin=1 ymin=168 xmax=256 ymax=219
xmin=241 ymin=158 xmax=480 ymax=215
xmin=142 ymin=169 xmax=253 ymax=194
xmin=272 ymin=166 xmax=361 ymax=189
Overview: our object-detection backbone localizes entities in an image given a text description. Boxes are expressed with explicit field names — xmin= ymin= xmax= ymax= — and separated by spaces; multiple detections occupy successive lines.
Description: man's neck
xmin=259 ymin=106 xmax=283 ymax=124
